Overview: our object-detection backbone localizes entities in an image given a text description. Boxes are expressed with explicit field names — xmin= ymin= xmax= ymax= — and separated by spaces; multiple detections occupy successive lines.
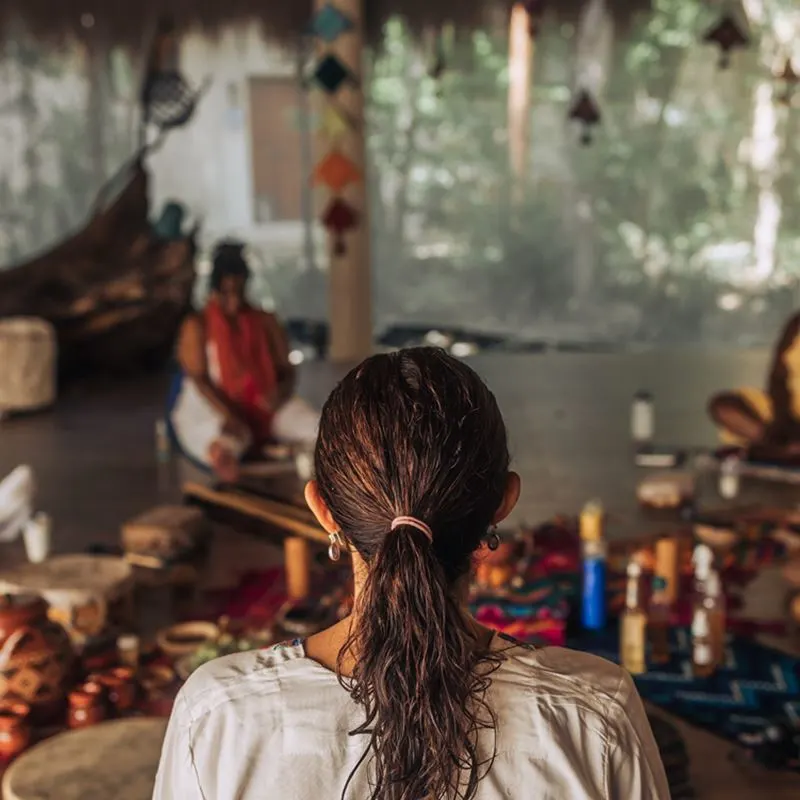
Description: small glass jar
xmin=116 ymin=634 xmax=140 ymax=670
xmin=0 ymin=701 xmax=31 ymax=759
xmin=68 ymin=684 xmax=106 ymax=729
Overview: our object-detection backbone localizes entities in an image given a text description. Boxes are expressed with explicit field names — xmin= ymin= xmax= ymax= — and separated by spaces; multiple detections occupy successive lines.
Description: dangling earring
xmin=487 ymin=528 xmax=500 ymax=551
xmin=328 ymin=531 xmax=344 ymax=562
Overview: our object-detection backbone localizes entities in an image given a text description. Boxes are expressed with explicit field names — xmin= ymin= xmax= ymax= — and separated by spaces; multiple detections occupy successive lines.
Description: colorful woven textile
xmin=567 ymin=625 xmax=800 ymax=771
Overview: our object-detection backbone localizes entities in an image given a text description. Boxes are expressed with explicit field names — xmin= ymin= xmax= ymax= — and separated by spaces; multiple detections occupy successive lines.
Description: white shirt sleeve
xmin=152 ymin=691 xmax=206 ymax=800
xmin=606 ymin=671 xmax=671 ymax=800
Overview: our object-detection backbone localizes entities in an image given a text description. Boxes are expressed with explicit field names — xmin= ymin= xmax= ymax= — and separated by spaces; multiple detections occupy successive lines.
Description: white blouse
xmin=153 ymin=637 xmax=670 ymax=799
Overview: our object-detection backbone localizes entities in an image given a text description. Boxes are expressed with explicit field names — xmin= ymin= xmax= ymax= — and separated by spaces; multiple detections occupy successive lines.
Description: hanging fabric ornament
xmin=313 ymin=150 xmax=362 ymax=193
xmin=525 ymin=0 xmax=546 ymax=38
xmin=309 ymin=2 xmax=354 ymax=43
xmin=321 ymin=105 xmax=353 ymax=141
xmin=703 ymin=13 xmax=749 ymax=70
xmin=322 ymin=198 xmax=359 ymax=256
xmin=568 ymin=89 xmax=602 ymax=145
xmin=141 ymin=17 xmax=209 ymax=134
xmin=429 ymin=30 xmax=447 ymax=81
xmin=313 ymin=54 xmax=358 ymax=94
xmin=776 ymin=57 xmax=799 ymax=106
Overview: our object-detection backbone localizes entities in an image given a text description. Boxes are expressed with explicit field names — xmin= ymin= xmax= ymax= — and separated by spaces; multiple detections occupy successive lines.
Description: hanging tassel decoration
xmin=322 ymin=198 xmax=359 ymax=256
xmin=568 ymin=89 xmax=602 ymax=146
xmin=429 ymin=30 xmax=447 ymax=81
xmin=776 ymin=57 xmax=799 ymax=106
xmin=703 ymin=13 xmax=749 ymax=70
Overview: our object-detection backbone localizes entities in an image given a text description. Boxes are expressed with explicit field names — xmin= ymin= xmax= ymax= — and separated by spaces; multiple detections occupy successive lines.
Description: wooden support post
xmin=508 ymin=4 xmax=534 ymax=206
xmin=284 ymin=536 xmax=312 ymax=600
xmin=316 ymin=0 xmax=372 ymax=363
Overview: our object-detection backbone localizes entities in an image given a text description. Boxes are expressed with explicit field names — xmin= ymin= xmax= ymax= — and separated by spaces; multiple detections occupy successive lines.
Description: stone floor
xmin=1 ymin=348 xmax=799 ymax=798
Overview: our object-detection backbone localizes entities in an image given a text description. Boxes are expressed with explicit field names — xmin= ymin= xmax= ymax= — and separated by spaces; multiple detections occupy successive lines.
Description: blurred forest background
xmin=1 ymin=0 xmax=800 ymax=346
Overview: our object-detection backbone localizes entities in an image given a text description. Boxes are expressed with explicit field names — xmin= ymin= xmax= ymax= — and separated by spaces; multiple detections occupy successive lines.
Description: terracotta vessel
xmin=100 ymin=667 xmax=137 ymax=714
xmin=68 ymin=682 xmax=106 ymax=729
xmin=0 ymin=594 xmax=74 ymax=722
xmin=0 ymin=700 xmax=31 ymax=759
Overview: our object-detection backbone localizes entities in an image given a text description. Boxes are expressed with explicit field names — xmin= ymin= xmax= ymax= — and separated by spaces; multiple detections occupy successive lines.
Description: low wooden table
xmin=183 ymin=475 xmax=328 ymax=601
xmin=2 ymin=718 xmax=167 ymax=800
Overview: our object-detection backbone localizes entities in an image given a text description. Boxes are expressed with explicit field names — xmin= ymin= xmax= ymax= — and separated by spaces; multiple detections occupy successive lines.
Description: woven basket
xmin=0 ymin=318 xmax=56 ymax=412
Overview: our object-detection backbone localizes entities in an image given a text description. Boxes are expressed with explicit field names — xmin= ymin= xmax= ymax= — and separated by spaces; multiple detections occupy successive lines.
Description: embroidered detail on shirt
xmin=270 ymin=638 xmax=304 ymax=651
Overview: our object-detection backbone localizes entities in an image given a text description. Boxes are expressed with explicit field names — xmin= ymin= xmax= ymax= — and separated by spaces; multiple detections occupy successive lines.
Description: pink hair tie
xmin=391 ymin=516 xmax=434 ymax=543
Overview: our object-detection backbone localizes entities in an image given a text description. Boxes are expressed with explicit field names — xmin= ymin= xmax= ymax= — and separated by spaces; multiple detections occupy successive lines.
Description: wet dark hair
xmin=314 ymin=347 xmax=510 ymax=800
xmin=208 ymin=239 xmax=250 ymax=292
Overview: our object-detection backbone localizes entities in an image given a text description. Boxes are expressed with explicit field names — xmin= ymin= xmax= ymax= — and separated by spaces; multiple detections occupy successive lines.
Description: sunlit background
xmin=1 ymin=0 xmax=799 ymax=349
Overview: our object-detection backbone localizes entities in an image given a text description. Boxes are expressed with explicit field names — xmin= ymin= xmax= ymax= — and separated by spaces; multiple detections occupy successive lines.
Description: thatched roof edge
xmin=0 ymin=0 xmax=653 ymax=49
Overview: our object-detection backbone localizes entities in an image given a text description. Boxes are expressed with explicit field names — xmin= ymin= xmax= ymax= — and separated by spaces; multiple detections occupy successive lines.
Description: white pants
xmin=170 ymin=379 xmax=319 ymax=468
xmin=0 ymin=465 xmax=34 ymax=542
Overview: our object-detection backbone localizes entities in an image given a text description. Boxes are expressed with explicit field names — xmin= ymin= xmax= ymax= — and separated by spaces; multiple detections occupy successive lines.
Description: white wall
xmin=149 ymin=25 xmax=318 ymax=260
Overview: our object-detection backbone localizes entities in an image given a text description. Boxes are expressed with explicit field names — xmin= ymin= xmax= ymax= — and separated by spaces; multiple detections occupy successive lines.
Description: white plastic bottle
xmin=631 ymin=391 xmax=655 ymax=444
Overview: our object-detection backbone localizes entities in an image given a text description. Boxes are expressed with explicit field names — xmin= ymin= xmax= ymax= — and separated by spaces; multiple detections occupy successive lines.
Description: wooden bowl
xmin=156 ymin=621 xmax=219 ymax=660
xmin=694 ymin=524 xmax=742 ymax=551
xmin=783 ymin=558 xmax=800 ymax=590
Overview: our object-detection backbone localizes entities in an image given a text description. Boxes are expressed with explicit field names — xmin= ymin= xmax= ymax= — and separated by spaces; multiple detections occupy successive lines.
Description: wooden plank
xmin=182 ymin=482 xmax=328 ymax=545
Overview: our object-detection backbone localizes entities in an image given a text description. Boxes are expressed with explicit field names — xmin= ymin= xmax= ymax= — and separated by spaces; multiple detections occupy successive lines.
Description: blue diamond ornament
xmin=309 ymin=4 xmax=354 ymax=43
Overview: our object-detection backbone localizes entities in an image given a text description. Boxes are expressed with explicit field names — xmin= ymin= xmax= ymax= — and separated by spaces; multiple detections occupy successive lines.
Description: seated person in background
xmin=168 ymin=240 xmax=318 ymax=480
xmin=709 ymin=311 xmax=800 ymax=460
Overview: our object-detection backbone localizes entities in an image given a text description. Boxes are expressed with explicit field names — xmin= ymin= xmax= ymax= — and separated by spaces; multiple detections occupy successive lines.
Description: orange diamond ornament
xmin=313 ymin=150 xmax=362 ymax=192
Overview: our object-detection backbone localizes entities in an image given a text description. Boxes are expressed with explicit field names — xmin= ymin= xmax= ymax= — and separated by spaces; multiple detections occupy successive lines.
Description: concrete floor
xmin=0 ymin=346 xmax=782 ymax=549
xmin=1 ymin=348 xmax=799 ymax=797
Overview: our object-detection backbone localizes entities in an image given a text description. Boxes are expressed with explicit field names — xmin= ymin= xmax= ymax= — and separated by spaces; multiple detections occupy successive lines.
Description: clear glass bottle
xmin=647 ymin=576 xmax=671 ymax=664
xmin=718 ymin=455 xmax=741 ymax=499
xmin=654 ymin=536 xmax=679 ymax=607
xmin=703 ymin=570 xmax=727 ymax=667
xmin=620 ymin=560 xmax=647 ymax=675
xmin=691 ymin=543 xmax=714 ymax=597
xmin=691 ymin=607 xmax=715 ymax=678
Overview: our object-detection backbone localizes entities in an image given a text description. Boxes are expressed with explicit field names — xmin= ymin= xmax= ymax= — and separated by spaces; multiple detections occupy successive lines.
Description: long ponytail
xmin=314 ymin=348 xmax=512 ymax=799
xmin=338 ymin=523 xmax=502 ymax=800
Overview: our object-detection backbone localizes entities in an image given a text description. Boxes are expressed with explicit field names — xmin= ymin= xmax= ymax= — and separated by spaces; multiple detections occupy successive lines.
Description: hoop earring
xmin=487 ymin=529 xmax=500 ymax=551
xmin=328 ymin=531 xmax=344 ymax=562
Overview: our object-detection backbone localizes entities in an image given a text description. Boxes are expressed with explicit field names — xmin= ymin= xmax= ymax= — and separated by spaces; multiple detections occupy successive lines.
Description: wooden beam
xmin=508 ymin=4 xmax=534 ymax=205
xmin=182 ymin=482 xmax=328 ymax=545
xmin=316 ymin=0 xmax=372 ymax=363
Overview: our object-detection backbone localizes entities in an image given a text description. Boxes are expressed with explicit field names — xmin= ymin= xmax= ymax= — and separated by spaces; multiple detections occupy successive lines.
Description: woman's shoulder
xmin=495 ymin=637 xmax=639 ymax=718
xmin=172 ymin=639 xmax=316 ymax=723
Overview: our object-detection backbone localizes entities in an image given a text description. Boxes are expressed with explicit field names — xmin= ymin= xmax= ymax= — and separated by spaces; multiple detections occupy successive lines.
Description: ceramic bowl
xmin=156 ymin=621 xmax=220 ymax=660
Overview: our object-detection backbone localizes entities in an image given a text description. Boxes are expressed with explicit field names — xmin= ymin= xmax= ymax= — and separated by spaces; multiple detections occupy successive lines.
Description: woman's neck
xmin=303 ymin=609 xmax=495 ymax=678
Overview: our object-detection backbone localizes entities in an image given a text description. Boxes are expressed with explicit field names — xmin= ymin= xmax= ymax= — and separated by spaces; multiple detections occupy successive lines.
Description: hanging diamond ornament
xmin=309 ymin=3 xmax=354 ymax=43
xmin=313 ymin=150 xmax=362 ymax=193
xmin=313 ymin=55 xmax=357 ymax=95
xmin=703 ymin=13 xmax=749 ymax=70
xmin=568 ymin=89 xmax=602 ymax=146
xmin=776 ymin=57 xmax=800 ymax=106
xmin=321 ymin=105 xmax=353 ymax=140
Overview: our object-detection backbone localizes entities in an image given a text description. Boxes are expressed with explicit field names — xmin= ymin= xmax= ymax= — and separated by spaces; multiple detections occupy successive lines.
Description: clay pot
xmin=0 ymin=699 xmax=31 ymax=759
xmin=68 ymin=682 xmax=106 ymax=729
xmin=99 ymin=667 xmax=137 ymax=714
xmin=0 ymin=594 xmax=74 ymax=723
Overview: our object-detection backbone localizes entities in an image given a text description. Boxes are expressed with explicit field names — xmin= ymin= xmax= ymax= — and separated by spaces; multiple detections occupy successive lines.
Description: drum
xmin=2 ymin=717 xmax=167 ymax=800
